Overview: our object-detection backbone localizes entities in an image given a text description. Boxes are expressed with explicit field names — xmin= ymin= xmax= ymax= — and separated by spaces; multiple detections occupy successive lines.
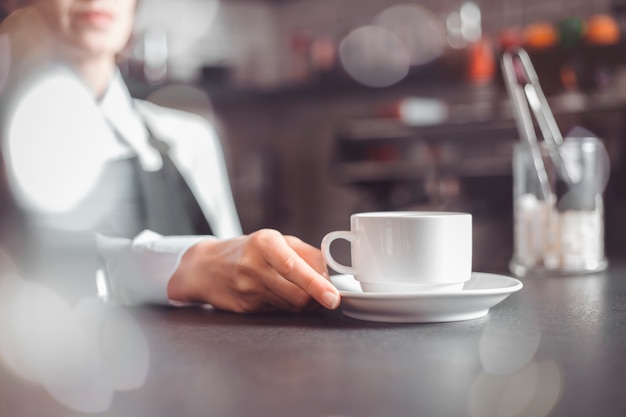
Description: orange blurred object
xmin=499 ymin=28 xmax=524 ymax=50
xmin=560 ymin=66 xmax=578 ymax=91
xmin=524 ymin=22 xmax=558 ymax=49
xmin=586 ymin=14 xmax=620 ymax=45
xmin=468 ymin=37 xmax=495 ymax=85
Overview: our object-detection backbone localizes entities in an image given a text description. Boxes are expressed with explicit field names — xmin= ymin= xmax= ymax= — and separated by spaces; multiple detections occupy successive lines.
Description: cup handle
xmin=321 ymin=231 xmax=356 ymax=275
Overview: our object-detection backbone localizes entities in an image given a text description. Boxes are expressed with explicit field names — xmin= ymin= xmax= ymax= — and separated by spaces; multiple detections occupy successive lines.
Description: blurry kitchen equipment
xmin=310 ymin=34 xmax=337 ymax=73
xmin=558 ymin=17 xmax=586 ymax=49
xmin=586 ymin=14 xmax=620 ymax=45
xmin=502 ymin=47 xmax=610 ymax=276
xmin=468 ymin=36 xmax=495 ymax=85
xmin=126 ymin=27 xmax=169 ymax=85
xmin=502 ymin=49 xmax=552 ymax=203
xmin=498 ymin=28 xmax=524 ymax=51
xmin=523 ymin=22 xmax=558 ymax=50
xmin=378 ymin=97 xmax=449 ymax=127
xmin=141 ymin=27 xmax=169 ymax=85
xmin=289 ymin=30 xmax=312 ymax=84
xmin=133 ymin=0 xmax=218 ymax=82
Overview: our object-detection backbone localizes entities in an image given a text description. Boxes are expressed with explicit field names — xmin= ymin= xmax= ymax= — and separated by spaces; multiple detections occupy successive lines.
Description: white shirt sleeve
xmin=97 ymin=230 xmax=214 ymax=305
xmin=96 ymin=88 xmax=242 ymax=306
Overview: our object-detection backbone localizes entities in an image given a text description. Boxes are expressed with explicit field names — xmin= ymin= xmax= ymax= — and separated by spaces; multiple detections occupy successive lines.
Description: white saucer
xmin=331 ymin=272 xmax=523 ymax=323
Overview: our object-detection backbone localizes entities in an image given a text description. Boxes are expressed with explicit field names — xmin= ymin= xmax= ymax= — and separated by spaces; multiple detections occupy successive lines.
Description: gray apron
xmin=21 ymin=116 xmax=213 ymax=303
xmin=97 ymin=118 xmax=214 ymax=238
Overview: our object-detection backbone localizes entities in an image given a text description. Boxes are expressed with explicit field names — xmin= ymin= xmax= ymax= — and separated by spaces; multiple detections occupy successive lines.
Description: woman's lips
xmin=76 ymin=10 xmax=114 ymax=28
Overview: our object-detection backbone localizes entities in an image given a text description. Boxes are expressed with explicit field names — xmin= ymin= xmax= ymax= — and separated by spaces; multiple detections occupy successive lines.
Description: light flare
xmin=0 ymin=273 xmax=150 ymax=413
xmin=134 ymin=0 xmax=218 ymax=59
xmin=469 ymin=362 xmax=562 ymax=417
xmin=339 ymin=26 xmax=410 ymax=88
xmin=374 ymin=4 xmax=445 ymax=66
xmin=478 ymin=317 xmax=541 ymax=375
xmin=4 ymin=68 xmax=106 ymax=219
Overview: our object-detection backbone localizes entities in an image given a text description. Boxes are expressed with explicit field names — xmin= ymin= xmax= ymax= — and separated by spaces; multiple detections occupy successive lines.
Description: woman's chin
xmin=64 ymin=37 xmax=126 ymax=61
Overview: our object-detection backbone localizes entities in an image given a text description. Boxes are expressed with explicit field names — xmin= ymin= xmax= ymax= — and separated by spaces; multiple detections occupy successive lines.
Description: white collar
xmin=98 ymin=71 xmax=163 ymax=171
xmin=99 ymin=70 xmax=136 ymax=122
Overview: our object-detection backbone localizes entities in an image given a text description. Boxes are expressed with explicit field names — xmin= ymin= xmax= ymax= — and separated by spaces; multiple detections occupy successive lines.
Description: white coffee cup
xmin=322 ymin=211 xmax=472 ymax=293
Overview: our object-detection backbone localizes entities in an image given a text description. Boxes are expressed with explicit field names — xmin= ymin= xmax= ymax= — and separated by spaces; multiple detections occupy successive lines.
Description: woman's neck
xmin=67 ymin=55 xmax=116 ymax=99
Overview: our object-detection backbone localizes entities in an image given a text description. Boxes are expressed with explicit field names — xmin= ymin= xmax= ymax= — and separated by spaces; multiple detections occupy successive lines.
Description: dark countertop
xmin=2 ymin=262 xmax=626 ymax=417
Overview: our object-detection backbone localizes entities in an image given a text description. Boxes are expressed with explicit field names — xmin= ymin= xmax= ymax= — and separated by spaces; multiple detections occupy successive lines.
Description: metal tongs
xmin=502 ymin=47 xmax=581 ymax=208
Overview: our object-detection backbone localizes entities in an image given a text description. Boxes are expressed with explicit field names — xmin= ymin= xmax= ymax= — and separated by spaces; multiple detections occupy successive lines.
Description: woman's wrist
xmin=167 ymin=239 xmax=217 ymax=303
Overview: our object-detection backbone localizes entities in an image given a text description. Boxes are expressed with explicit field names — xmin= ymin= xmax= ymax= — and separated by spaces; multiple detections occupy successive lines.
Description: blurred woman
xmin=0 ymin=0 xmax=340 ymax=312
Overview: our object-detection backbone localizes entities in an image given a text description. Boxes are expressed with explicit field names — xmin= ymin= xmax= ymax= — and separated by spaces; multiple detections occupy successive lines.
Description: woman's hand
xmin=167 ymin=229 xmax=340 ymax=313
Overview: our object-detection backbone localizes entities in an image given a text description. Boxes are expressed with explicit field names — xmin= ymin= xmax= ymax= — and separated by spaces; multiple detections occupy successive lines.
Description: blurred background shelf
xmin=122 ymin=0 xmax=626 ymax=270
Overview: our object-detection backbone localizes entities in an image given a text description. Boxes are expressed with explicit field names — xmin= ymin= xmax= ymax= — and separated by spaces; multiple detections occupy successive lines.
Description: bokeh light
xmin=0 ymin=272 xmax=149 ymax=413
xmin=478 ymin=317 xmax=541 ymax=375
xmin=141 ymin=27 xmax=169 ymax=85
xmin=460 ymin=2 xmax=482 ymax=43
xmin=446 ymin=2 xmax=482 ymax=49
xmin=469 ymin=362 xmax=562 ymax=417
xmin=374 ymin=4 xmax=445 ymax=66
xmin=134 ymin=0 xmax=218 ymax=60
xmin=3 ymin=67 xmax=107 ymax=225
xmin=339 ymin=25 xmax=410 ymax=88
xmin=74 ymin=298 xmax=150 ymax=391
xmin=446 ymin=11 xmax=465 ymax=49
xmin=470 ymin=309 xmax=561 ymax=417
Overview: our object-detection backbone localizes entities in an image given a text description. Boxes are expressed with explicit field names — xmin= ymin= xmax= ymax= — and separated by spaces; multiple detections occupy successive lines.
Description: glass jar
xmin=510 ymin=137 xmax=609 ymax=276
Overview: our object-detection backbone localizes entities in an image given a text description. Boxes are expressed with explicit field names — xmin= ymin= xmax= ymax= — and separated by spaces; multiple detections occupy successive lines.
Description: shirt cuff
xmin=97 ymin=230 xmax=213 ymax=306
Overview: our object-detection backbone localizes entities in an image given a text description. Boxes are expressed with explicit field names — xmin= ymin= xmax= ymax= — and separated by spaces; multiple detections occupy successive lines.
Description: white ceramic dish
xmin=331 ymin=272 xmax=523 ymax=323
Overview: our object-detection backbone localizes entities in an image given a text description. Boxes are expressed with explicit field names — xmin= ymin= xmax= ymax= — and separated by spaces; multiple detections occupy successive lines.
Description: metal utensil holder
xmin=502 ymin=47 xmax=608 ymax=276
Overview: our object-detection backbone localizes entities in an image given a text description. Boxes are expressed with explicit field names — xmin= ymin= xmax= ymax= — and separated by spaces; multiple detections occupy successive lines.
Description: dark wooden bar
xmin=2 ymin=262 xmax=625 ymax=417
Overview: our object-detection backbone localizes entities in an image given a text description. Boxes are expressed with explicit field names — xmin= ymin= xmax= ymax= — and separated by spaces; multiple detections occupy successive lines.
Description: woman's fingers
xmin=284 ymin=235 xmax=330 ymax=280
xmin=251 ymin=230 xmax=340 ymax=310
xmin=259 ymin=269 xmax=316 ymax=311
xmin=170 ymin=230 xmax=340 ymax=313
